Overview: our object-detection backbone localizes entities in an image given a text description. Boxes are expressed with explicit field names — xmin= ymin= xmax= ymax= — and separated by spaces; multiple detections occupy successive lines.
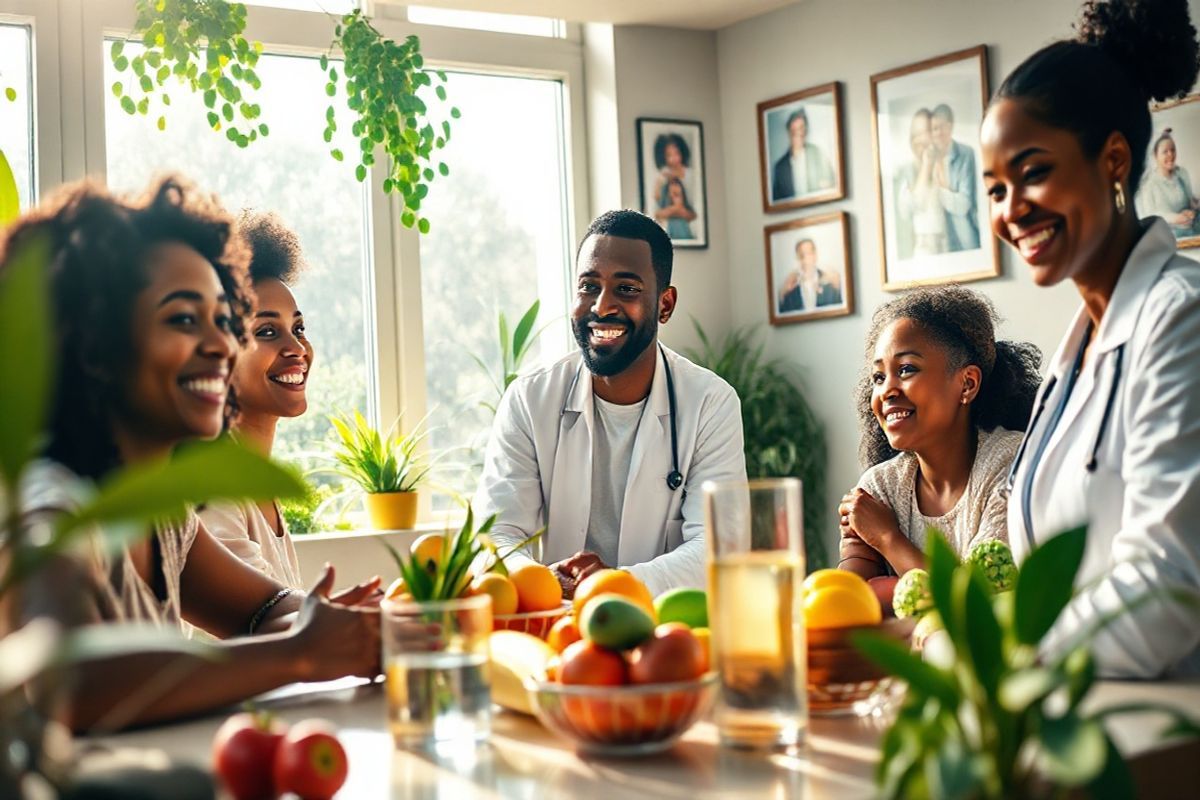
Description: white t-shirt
xmin=790 ymin=150 xmax=809 ymax=195
xmin=584 ymin=396 xmax=647 ymax=567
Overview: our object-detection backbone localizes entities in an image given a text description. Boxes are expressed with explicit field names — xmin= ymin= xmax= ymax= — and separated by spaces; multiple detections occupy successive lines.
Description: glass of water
xmin=382 ymin=593 xmax=493 ymax=751
xmin=704 ymin=478 xmax=807 ymax=750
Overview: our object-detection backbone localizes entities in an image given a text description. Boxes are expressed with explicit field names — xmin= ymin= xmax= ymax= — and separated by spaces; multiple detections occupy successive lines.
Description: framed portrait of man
xmin=870 ymin=46 xmax=1000 ymax=290
xmin=636 ymin=118 xmax=708 ymax=249
xmin=764 ymin=211 xmax=854 ymax=326
xmin=757 ymin=82 xmax=846 ymax=213
xmin=1139 ymin=93 xmax=1200 ymax=249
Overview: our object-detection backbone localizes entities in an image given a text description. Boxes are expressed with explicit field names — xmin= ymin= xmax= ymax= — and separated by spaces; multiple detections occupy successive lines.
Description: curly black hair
xmin=0 ymin=175 xmax=252 ymax=481
xmin=995 ymin=0 xmax=1200 ymax=190
xmin=855 ymin=286 xmax=1043 ymax=469
xmin=652 ymin=133 xmax=691 ymax=171
xmin=237 ymin=210 xmax=306 ymax=286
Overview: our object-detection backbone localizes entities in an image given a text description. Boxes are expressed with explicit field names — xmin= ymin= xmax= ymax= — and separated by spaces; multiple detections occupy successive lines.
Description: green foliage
xmin=684 ymin=321 xmax=828 ymax=570
xmin=471 ymin=299 xmax=545 ymax=415
xmin=0 ymin=235 xmax=51 ymax=482
xmin=0 ymin=148 xmax=19 ymax=225
xmin=321 ymin=410 xmax=431 ymax=494
xmin=380 ymin=508 xmax=495 ymax=601
xmin=279 ymin=482 xmax=336 ymax=534
xmin=324 ymin=11 xmax=456 ymax=232
xmin=110 ymin=0 xmax=265 ymax=146
xmin=854 ymin=525 xmax=1200 ymax=799
xmin=3 ymin=87 xmax=15 ymax=102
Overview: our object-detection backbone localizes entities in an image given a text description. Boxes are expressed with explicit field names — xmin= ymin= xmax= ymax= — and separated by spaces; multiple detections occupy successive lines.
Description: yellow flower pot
xmin=365 ymin=491 xmax=418 ymax=530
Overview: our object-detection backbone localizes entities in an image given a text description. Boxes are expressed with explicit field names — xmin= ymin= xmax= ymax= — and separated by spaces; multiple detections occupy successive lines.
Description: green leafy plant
xmin=380 ymin=508 xmax=493 ymax=601
xmin=685 ymin=321 xmax=828 ymax=570
xmin=0 ymin=149 xmax=19 ymax=225
xmin=322 ymin=410 xmax=432 ymax=494
xmin=854 ymin=527 xmax=1200 ymax=799
xmin=471 ymin=299 xmax=545 ymax=415
xmin=109 ymin=0 xmax=266 ymax=144
xmin=321 ymin=10 xmax=458 ymax=232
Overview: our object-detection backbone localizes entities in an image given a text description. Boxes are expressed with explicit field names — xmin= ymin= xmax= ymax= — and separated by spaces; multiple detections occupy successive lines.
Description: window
xmin=418 ymin=71 xmax=572 ymax=506
xmin=405 ymin=5 xmax=565 ymax=38
xmin=0 ymin=22 xmax=35 ymax=211
xmin=103 ymin=45 xmax=375 ymax=464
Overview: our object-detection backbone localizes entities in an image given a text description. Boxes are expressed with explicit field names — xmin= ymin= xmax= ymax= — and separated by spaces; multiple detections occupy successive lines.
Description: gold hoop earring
xmin=1114 ymin=181 xmax=1127 ymax=215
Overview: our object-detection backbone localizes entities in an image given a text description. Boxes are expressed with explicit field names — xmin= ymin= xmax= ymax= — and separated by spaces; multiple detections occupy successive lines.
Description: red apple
xmin=868 ymin=576 xmax=900 ymax=618
xmin=273 ymin=719 xmax=348 ymax=800
xmin=212 ymin=711 xmax=286 ymax=800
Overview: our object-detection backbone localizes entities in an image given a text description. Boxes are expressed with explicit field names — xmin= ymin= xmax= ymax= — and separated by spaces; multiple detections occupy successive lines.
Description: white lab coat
xmin=472 ymin=345 xmax=746 ymax=596
xmin=1008 ymin=218 xmax=1200 ymax=678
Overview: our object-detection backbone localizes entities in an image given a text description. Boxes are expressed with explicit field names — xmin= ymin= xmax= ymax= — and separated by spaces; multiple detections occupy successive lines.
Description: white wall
xmin=715 ymin=0 xmax=1118 ymax=557
xmin=584 ymin=24 xmax=731 ymax=354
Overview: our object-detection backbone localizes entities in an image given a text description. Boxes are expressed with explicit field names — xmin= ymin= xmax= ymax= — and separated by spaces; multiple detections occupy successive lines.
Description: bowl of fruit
xmin=501 ymin=572 xmax=716 ymax=755
xmin=803 ymin=569 xmax=913 ymax=715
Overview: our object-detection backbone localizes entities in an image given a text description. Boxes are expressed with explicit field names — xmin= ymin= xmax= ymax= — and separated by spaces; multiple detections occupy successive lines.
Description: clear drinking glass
xmin=382 ymin=593 xmax=493 ymax=751
xmin=704 ymin=478 xmax=807 ymax=750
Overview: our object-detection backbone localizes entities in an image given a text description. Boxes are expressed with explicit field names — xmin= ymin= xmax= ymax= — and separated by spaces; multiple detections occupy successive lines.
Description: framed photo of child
xmin=764 ymin=211 xmax=854 ymax=326
xmin=1139 ymin=93 xmax=1200 ymax=249
xmin=637 ymin=118 xmax=708 ymax=249
xmin=870 ymin=46 xmax=1001 ymax=290
xmin=757 ymin=82 xmax=846 ymax=213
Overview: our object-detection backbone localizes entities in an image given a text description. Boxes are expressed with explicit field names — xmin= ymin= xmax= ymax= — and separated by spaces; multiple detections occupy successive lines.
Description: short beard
xmin=573 ymin=314 xmax=657 ymax=377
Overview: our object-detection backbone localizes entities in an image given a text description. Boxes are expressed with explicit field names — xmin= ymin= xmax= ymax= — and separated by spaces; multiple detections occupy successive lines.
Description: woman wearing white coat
xmin=982 ymin=0 xmax=1200 ymax=678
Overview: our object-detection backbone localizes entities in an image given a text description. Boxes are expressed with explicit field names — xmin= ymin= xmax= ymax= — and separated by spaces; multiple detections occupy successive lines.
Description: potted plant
xmin=323 ymin=411 xmax=431 ymax=531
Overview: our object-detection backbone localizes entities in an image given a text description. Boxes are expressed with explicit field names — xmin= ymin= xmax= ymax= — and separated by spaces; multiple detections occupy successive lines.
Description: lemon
xmin=410 ymin=533 xmax=445 ymax=573
xmin=802 ymin=568 xmax=873 ymax=595
xmin=804 ymin=583 xmax=883 ymax=630
xmin=469 ymin=572 xmax=519 ymax=615
xmin=488 ymin=631 xmax=555 ymax=715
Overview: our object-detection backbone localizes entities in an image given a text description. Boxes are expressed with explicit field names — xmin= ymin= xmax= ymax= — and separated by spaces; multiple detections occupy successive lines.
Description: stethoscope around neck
xmin=561 ymin=343 xmax=685 ymax=498
xmin=1006 ymin=324 xmax=1125 ymax=547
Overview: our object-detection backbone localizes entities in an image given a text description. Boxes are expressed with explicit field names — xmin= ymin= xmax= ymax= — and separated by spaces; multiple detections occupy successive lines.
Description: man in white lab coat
xmin=473 ymin=210 xmax=747 ymax=597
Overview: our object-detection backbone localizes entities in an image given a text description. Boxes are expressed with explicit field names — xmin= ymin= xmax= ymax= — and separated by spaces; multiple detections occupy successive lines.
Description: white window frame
xmin=12 ymin=0 xmax=590 ymax=524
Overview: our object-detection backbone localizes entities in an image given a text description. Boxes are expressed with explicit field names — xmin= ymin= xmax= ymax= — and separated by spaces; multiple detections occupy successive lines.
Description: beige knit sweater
xmin=855 ymin=427 xmax=1023 ymax=557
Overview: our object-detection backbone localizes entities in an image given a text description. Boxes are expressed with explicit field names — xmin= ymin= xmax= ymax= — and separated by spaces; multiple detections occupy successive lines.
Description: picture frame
xmin=869 ymin=45 xmax=1000 ymax=290
xmin=764 ymin=211 xmax=854 ymax=326
xmin=757 ymin=82 xmax=846 ymax=213
xmin=1139 ymin=93 xmax=1200 ymax=249
xmin=636 ymin=118 xmax=708 ymax=249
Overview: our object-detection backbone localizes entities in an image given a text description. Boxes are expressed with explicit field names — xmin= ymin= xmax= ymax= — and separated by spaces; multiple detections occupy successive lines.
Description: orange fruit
xmin=509 ymin=563 xmax=563 ymax=612
xmin=804 ymin=584 xmax=883 ymax=630
xmin=410 ymin=533 xmax=445 ymax=573
xmin=547 ymin=616 xmax=582 ymax=653
xmin=572 ymin=569 xmax=655 ymax=621
xmin=558 ymin=640 xmax=627 ymax=686
xmin=468 ymin=572 xmax=519 ymax=615
xmin=691 ymin=627 xmax=711 ymax=673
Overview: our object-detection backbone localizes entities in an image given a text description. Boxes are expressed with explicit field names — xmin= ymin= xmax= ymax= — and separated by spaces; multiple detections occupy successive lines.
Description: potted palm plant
xmin=324 ymin=411 xmax=431 ymax=531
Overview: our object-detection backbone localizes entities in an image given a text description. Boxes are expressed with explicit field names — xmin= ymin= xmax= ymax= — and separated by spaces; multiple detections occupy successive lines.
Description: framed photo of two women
xmin=870 ymin=45 xmax=1001 ymax=290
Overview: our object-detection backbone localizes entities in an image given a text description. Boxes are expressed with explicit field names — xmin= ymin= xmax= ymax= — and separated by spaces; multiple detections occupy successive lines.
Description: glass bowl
xmin=524 ymin=672 xmax=719 ymax=756
xmin=807 ymin=617 xmax=913 ymax=716
xmin=492 ymin=603 xmax=570 ymax=639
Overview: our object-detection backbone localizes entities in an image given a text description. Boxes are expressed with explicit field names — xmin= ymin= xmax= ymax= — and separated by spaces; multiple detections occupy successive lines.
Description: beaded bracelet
xmin=248 ymin=588 xmax=294 ymax=635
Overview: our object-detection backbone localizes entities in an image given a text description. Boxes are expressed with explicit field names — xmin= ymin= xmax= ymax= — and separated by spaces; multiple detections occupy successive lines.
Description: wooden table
xmin=93 ymin=678 xmax=1200 ymax=799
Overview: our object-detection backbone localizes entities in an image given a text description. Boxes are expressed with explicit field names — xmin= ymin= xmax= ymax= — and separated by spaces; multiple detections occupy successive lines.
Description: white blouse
xmin=198 ymin=501 xmax=304 ymax=589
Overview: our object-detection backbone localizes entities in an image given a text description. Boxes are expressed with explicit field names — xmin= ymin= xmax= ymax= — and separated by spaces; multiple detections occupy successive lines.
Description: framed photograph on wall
xmin=1139 ymin=93 xmax=1200 ymax=249
xmin=637 ymin=118 xmax=708 ymax=249
xmin=764 ymin=211 xmax=854 ymax=326
xmin=870 ymin=46 xmax=1000 ymax=290
xmin=757 ymin=82 xmax=845 ymax=213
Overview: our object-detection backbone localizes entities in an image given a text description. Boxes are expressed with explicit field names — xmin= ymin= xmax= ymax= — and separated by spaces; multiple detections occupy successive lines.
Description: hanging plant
xmin=109 ymin=0 xmax=267 ymax=146
xmin=322 ymin=11 xmax=459 ymax=233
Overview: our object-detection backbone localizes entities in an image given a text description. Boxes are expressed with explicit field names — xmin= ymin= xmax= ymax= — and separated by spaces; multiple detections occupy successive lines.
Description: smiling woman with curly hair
xmin=1 ymin=176 xmax=381 ymax=732
xmin=838 ymin=285 xmax=1042 ymax=579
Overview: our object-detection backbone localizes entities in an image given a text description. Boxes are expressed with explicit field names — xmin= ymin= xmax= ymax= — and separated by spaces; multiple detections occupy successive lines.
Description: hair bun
xmin=1077 ymin=0 xmax=1200 ymax=103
